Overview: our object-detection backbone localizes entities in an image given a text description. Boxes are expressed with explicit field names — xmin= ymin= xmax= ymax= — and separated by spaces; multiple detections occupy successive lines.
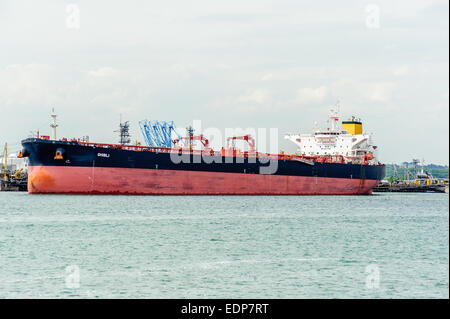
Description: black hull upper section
xmin=21 ymin=138 xmax=386 ymax=181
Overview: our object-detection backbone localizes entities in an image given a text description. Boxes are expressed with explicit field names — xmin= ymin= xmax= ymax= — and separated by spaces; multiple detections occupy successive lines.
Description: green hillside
xmin=385 ymin=164 xmax=449 ymax=182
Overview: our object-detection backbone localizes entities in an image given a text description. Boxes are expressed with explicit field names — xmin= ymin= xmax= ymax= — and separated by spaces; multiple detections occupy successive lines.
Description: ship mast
xmin=117 ymin=115 xmax=131 ymax=145
xmin=186 ymin=125 xmax=194 ymax=149
xmin=50 ymin=108 xmax=58 ymax=140
xmin=329 ymin=101 xmax=340 ymax=131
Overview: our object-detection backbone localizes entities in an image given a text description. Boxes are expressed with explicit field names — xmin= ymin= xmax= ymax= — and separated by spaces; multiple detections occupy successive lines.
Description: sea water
xmin=0 ymin=192 xmax=448 ymax=298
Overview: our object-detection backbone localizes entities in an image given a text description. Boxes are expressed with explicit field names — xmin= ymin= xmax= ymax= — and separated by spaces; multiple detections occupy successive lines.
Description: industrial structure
xmin=139 ymin=120 xmax=183 ymax=148
xmin=1 ymin=143 xmax=28 ymax=191
xmin=373 ymin=159 xmax=447 ymax=193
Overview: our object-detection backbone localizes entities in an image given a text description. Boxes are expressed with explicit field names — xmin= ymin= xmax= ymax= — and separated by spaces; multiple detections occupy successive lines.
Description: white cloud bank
xmin=0 ymin=0 xmax=448 ymax=163
xmin=296 ymin=86 xmax=328 ymax=104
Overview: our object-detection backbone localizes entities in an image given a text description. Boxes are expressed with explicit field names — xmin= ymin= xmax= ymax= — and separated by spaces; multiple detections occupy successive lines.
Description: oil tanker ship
xmin=19 ymin=107 xmax=385 ymax=195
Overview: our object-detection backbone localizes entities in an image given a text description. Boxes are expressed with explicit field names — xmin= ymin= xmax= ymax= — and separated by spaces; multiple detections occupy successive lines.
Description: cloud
xmin=0 ymin=64 xmax=57 ymax=107
xmin=169 ymin=64 xmax=191 ymax=79
xmin=331 ymin=79 xmax=397 ymax=104
xmin=261 ymin=73 xmax=273 ymax=81
xmin=364 ymin=82 xmax=396 ymax=102
xmin=296 ymin=86 xmax=328 ymax=104
xmin=237 ymin=88 xmax=271 ymax=104
xmin=0 ymin=0 xmax=448 ymax=163
xmin=87 ymin=67 xmax=118 ymax=78
xmin=393 ymin=65 xmax=409 ymax=76
xmin=216 ymin=63 xmax=232 ymax=70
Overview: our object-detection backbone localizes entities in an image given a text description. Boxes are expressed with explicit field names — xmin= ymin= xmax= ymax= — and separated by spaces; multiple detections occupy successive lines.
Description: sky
xmin=0 ymin=0 xmax=448 ymax=164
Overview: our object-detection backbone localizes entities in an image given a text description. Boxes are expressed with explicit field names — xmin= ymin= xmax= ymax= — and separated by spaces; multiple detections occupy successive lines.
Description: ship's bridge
xmin=285 ymin=107 xmax=378 ymax=163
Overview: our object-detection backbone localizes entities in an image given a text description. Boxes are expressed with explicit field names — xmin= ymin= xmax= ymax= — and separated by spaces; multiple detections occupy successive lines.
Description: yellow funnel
xmin=342 ymin=120 xmax=362 ymax=135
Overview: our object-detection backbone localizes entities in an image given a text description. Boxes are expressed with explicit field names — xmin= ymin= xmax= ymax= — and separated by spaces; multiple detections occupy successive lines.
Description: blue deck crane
xmin=139 ymin=120 xmax=183 ymax=148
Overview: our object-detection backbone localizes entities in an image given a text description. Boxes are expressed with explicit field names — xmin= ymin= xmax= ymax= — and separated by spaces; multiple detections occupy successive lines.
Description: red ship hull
xmin=28 ymin=166 xmax=379 ymax=195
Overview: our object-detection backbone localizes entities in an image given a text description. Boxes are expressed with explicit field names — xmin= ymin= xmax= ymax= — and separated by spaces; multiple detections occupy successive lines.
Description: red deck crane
xmin=226 ymin=134 xmax=256 ymax=152
xmin=173 ymin=135 xmax=210 ymax=149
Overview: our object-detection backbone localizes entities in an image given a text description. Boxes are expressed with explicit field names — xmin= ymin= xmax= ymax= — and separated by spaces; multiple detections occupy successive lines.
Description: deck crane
xmin=226 ymin=134 xmax=256 ymax=152
xmin=174 ymin=134 xmax=210 ymax=150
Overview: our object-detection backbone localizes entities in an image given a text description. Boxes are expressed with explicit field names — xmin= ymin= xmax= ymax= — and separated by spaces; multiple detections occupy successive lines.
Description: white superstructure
xmin=285 ymin=104 xmax=379 ymax=164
